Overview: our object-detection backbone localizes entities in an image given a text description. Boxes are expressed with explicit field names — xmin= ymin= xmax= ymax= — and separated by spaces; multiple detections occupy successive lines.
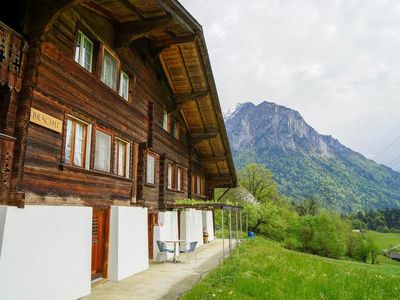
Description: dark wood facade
xmin=0 ymin=0 xmax=237 ymax=211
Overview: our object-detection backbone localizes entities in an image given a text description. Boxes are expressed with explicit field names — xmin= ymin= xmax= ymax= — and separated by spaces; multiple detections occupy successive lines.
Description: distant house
xmin=0 ymin=1 xmax=237 ymax=299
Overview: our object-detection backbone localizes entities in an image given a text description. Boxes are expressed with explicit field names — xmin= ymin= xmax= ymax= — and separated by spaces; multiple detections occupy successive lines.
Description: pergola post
xmin=246 ymin=211 xmax=249 ymax=234
xmin=235 ymin=209 xmax=239 ymax=245
xmin=228 ymin=210 xmax=232 ymax=252
xmin=221 ymin=209 xmax=224 ymax=257
xmin=240 ymin=210 xmax=243 ymax=239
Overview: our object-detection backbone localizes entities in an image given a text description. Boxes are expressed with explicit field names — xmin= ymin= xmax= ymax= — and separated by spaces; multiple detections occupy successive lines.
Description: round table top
xmin=164 ymin=240 xmax=186 ymax=243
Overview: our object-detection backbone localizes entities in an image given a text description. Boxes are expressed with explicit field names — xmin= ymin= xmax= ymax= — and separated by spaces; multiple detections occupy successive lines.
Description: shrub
xmin=347 ymin=232 xmax=363 ymax=259
xmin=282 ymin=237 xmax=301 ymax=250
xmin=297 ymin=212 xmax=350 ymax=258
xmin=256 ymin=202 xmax=299 ymax=241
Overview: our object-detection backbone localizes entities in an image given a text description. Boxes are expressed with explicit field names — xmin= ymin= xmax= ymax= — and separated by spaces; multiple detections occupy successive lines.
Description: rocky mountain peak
xmin=225 ymin=101 xmax=334 ymax=158
xmin=225 ymin=100 xmax=400 ymax=212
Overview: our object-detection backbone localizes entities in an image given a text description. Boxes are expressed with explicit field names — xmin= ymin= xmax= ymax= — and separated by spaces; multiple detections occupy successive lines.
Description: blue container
xmin=247 ymin=231 xmax=255 ymax=238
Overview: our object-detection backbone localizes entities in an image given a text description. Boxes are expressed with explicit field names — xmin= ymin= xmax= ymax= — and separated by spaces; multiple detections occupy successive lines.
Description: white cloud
xmin=180 ymin=0 xmax=400 ymax=170
xmin=210 ymin=23 xmax=226 ymax=38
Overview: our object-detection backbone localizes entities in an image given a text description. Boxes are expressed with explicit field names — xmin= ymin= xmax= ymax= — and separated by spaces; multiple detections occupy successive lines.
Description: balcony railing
xmin=0 ymin=21 xmax=27 ymax=91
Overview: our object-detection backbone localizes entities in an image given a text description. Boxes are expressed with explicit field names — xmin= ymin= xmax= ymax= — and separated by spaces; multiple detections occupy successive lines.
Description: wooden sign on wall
xmin=30 ymin=108 xmax=63 ymax=133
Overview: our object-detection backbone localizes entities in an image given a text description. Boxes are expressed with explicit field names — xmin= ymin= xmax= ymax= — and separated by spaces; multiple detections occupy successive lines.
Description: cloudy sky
xmin=180 ymin=0 xmax=400 ymax=171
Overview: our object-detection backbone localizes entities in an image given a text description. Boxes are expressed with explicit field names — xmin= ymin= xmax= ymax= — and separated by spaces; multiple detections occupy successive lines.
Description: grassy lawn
xmin=183 ymin=237 xmax=400 ymax=300
xmin=368 ymin=231 xmax=400 ymax=250
xmin=366 ymin=231 xmax=400 ymax=267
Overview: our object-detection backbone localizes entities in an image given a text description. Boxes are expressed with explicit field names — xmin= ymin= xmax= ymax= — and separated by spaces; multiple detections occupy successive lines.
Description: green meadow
xmin=183 ymin=237 xmax=400 ymax=300
xmin=368 ymin=231 xmax=400 ymax=250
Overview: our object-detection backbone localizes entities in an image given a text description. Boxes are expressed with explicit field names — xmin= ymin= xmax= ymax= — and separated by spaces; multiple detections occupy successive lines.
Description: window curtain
xmin=146 ymin=155 xmax=155 ymax=184
xmin=95 ymin=131 xmax=111 ymax=172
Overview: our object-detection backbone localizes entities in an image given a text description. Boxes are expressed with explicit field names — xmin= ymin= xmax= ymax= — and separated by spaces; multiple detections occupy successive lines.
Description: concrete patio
xmin=84 ymin=239 xmax=236 ymax=300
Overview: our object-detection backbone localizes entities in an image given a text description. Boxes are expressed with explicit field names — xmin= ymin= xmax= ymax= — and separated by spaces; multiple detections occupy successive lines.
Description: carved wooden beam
xmin=150 ymin=34 xmax=196 ymax=49
xmin=202 ymin=156 xmax=228 ymax=163
xmin=26 ymin=0 xmax=88 ymax=40
xmin=173 ymin=90 xmax=210 ymax=111
xmin=115 ymin=15 xmax=173 ymax=48
xmin=188 ymin=131 xmax=218 ymax=145
xmin=155 ymin=0 xmax=196 ymax=34
xmin=207 ymin=176 xmax=234 ymax=187
xmin=81 ymin=2 xmax=119 ymax=22
xmin=115 ymin=0 xmax=145 ymax=20
xmin=149 ymin=34 xmax=196 ymax=59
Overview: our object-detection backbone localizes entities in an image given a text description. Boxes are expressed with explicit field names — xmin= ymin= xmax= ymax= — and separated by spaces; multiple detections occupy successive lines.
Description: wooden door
xmin=148 ymin=213 xmax=157 ymax=259
xmin=91 ymin=208 xmax=109 ymax=280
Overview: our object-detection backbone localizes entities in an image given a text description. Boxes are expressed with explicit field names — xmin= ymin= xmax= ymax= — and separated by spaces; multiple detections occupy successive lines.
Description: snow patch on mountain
xmin=223 ymin=102 xmax=246 ymax=121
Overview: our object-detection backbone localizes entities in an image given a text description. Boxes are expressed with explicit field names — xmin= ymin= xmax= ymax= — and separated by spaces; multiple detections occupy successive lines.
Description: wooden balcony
xmin=0 ymin=21 xmax=27 ymax=91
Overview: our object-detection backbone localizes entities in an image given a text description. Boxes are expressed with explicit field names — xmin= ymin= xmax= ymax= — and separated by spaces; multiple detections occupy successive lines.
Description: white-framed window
xmin=162 ymin=111 xmax=168 ymax=131
xmin=75 ymin=31 xmax=93 ymax=72
xmin=102 ymin=49 xmax=117 ymax=90
xmin=146 ymin=154 xmax=155 ymax=184
xmin=167 ymin=163 xmax=174 ymax=189
xmin=119 ymin=71 xmax=129 ymax=101
xmin=94 ymin=130 xmax=112 ymax=172
xmin=65 ymin=117 xmax=89 ymax=168
xmin=115 ymin=139 xmax=130 ymax=177
xmin=177 ymin=167 xmax=183 ymax=191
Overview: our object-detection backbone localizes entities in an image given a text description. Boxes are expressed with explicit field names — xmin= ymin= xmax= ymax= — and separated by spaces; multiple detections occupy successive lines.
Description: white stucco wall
xmin=0 ymin=205 xmax=92 ymax=300
xmin=202 ymin=210 xmax=215 ymax=241
xmin=153 ymin=211 xmax=179 ymax=261
xmin=108 ymin=206 xmax=149 ymax=281
xmin=180 ymin=209 xmax=204 ymax=248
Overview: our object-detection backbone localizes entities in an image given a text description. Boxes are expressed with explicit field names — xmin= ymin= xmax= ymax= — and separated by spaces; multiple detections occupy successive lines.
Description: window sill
xmin=72 ymin=60 xmax=131 ymax=105
xmin=60 ymin=164 xmax=132 ymax=182
xmin=144 ymin=182 xmax=157 ymax=188
xmin=100 ymin=79 xmax=130 ymax=104
xmin=158 ymin=126 xmax=185 ymax=145
xmin=74 ymin=60 xmax=93 ymax=76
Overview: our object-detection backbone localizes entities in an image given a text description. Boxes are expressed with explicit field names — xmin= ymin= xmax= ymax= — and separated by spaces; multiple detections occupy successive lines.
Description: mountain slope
xmin=225 ymin=101 xmax=400 ymax=212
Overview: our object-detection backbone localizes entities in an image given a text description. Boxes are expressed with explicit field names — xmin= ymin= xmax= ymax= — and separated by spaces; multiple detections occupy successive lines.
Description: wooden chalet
xmin=0 ymin=1 xmax=236 ymax=299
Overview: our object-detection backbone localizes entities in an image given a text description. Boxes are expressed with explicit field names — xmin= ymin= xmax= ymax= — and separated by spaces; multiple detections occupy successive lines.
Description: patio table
xmin=164 ymin=240 xmax=186 ymax=263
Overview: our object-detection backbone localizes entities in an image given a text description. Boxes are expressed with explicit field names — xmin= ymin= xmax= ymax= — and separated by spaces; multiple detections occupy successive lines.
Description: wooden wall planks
xmin=21 ymin=5 xmax=208 ymax=209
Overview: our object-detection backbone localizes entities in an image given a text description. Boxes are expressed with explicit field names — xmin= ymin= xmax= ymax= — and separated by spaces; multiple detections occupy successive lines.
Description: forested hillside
xmin=225 ymin=101 xmax=400 ymax=212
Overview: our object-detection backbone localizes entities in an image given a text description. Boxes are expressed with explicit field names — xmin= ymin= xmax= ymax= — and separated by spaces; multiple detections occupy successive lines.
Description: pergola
xmin=165 ymin=202 xmax=246 ymax=257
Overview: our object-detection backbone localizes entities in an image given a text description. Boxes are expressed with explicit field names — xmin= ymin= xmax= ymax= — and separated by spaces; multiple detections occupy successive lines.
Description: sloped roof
xmin=29 ymin=0 xmax=237 ymax=187
xmin=91 ymin=0 xmax=237 ymax=187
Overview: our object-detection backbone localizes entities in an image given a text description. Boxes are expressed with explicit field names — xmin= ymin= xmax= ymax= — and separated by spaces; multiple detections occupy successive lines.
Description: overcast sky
xmin=180 ymin=0 xmax=400 ymax=171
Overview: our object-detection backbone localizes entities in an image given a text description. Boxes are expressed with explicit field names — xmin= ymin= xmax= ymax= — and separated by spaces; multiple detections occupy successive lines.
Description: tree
xmin=239 ymin=200 xmax=299 ymax=241
xmin=294 ymin=196 xmax=320 ymax=216
xmin=297 ymin=212 xmax=350 ymax=258
xmin=238 ymin=163 xmax=280 ymax=204
xmin=366 ymin=235 xmax=380 ymax=264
